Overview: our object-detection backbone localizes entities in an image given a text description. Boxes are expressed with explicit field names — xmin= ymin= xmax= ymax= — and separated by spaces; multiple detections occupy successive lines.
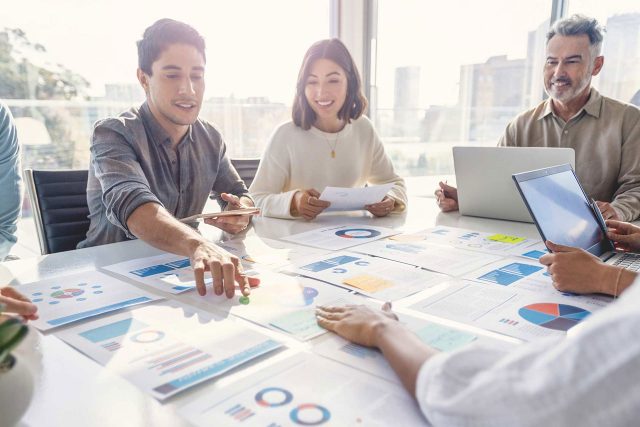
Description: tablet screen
xmin=517 ymin=168 xmax=605 ymax=253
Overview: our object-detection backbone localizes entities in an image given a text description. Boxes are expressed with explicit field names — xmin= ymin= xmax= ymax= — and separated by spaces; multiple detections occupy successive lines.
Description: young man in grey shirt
xmin=79 ymin=19 xmax=258 ymax=298
xmin=436 ymin=14 xmax=640 ymax=222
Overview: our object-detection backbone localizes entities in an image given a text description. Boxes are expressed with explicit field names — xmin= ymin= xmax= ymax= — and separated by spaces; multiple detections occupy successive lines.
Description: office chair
xmin=24 ymin=169 xmax=90 ymax=255
xmin=231 ymin=158 xmax=260 ymax=189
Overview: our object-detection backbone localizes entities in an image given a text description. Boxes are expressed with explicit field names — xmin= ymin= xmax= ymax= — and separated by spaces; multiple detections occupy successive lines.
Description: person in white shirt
xmin=249 ymin=39 xmax=407 ymax=220
xmin=316 ymin=224 xmax=640 ymax=426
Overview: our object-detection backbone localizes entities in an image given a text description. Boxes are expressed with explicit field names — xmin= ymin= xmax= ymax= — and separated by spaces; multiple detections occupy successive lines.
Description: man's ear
xmin=592 ymin=56 xmax=604 ymax=77
xmin=137 ymin=68 xmax=149 ymax=92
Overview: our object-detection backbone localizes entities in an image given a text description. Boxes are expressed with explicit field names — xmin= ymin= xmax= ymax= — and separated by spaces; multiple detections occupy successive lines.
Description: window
xmin=566 ymin=0 xmax=640 ymax=106
xmin=372 ymin=0 xmax=552 ymax=177
xmin=1 ymin=1 xmax=330 ymax=256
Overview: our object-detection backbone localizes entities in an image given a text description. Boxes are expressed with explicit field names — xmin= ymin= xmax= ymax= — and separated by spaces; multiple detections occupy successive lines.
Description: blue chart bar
xmin=301 ymin=255 xmax=359 ymax=272
xmin=46 ymin=297 xmax=153 ymax=326
xmin=79 ymin=318 xmax=148 ymax=343
xmin=130 ymin=264 xmax=174 ymax=278
xmin=166 ymin=259 xmax=190 ymax=269
xmin=479 ymin=263 xmax=543 ymax=286
xmin=153 ymin=339 xmax=281 ymax=395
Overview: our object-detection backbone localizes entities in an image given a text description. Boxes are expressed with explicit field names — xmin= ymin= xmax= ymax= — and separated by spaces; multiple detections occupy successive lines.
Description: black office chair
xmin=24 ymin=169 xmax=90 ymax=255
xmin=231 ymin=158 xmax=260 ymax=189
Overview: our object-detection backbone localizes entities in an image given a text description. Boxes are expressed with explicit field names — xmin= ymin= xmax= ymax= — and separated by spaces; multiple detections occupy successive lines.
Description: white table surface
xmin=4 ymin=197 xmax=541 ymax=427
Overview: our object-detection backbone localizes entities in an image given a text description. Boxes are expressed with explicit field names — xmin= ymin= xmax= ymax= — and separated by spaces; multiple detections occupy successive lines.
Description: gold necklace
xmin=323 ymin=131 xmax=340 ymax=159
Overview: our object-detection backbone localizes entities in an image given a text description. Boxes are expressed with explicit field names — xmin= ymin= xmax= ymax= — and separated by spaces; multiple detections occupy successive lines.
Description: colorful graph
xmin=289 ymin=403 xmax=331 ymax=425
xmin=224 ymin=403 xmax=255 ymax=422
xmin=335 ymin=228 xmax=381 ymax=239
xmin=32 ymin=283 xmax=105 ymax=305
xmin=255 ymin=387 xmax=293 ymax=407
xmin=301 ymin=255 xmax=359 ymax=272
xmin=518 ymin=303 xmax=591 ymax=331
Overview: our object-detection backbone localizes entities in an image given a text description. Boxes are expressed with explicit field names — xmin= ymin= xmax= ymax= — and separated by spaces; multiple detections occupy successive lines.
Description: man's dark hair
xmin=137 ymin=19 xmax=206 ymax=75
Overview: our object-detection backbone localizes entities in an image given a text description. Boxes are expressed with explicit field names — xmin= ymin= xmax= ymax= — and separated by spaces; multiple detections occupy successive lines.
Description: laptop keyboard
xmin=612 ymin=253 xmax=640 ymax=271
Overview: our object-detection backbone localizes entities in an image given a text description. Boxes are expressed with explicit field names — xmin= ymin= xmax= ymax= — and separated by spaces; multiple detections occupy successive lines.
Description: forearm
xmin=127 ymin=202 xmax=205 ymax=256
xmin=374 ymin=321 xmax=439 ymax=395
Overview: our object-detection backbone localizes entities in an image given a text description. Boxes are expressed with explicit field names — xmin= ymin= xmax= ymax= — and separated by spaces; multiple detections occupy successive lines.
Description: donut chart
xmin=51 ymin=288 xmax=84 ymax=299
xmin=518 ymin=303 xmax=591 ymax=331
xmin=289 ymin=403 xmax=331 ymax=425
xmin=335 ymin=228 xmax=381 ymax=239
xmin=255 ymin=387 xmax=293 ymax=408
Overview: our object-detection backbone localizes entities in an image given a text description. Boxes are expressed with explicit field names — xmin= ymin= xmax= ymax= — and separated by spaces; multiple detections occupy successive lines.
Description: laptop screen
xmin=513 ymin=165 xmax=612 ymax=255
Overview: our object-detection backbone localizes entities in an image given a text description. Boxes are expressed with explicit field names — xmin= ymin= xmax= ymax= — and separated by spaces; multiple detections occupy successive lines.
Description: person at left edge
xmin=0 ymin=101 xmax=22 ymax=261
xmin=78 ymin=19 xmax=258 ymax=298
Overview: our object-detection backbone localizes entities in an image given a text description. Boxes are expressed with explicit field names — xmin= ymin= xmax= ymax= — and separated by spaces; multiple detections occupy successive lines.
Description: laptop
xmin=453 ymin=147 xmax=575 ymax=223
xmin=513 ymin=163 xmax=640 ymax=271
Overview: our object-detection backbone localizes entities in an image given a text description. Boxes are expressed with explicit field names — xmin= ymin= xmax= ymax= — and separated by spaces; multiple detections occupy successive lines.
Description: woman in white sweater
xmin=249 ymin=39 xmax=407 ymax=220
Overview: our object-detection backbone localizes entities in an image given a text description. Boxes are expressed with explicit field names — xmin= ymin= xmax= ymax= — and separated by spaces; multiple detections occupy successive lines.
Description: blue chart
xmin=130 ymin=258 xmax=191 ymax=277
xmin=335 ymin=228 xmax=381 ymax=239
xmin=522 ymin=250 xmax=547 ymax=260
xmin=518 ymin=303 xmax=591 ymax=331
xmin=478 ymin=262 xmax=543 ymax=286
xmin=431 ymin=228 xmax=450 ymax=236
xmin=290 ymin=404 xmax=331 ymax=425
xmin=339 ymin=342 xmax=379 ymax=360
xmin=301 ymin=255 xmax=359 ymax=273
xmin=385 ymin=243 xmax=424 ymax=254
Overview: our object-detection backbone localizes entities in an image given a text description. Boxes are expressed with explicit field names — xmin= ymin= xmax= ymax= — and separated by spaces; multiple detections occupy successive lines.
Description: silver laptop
xmin=513 ymin=163 xmax=640 ymax=271
xmin=453 ymin=147 xmax=575 ymax=222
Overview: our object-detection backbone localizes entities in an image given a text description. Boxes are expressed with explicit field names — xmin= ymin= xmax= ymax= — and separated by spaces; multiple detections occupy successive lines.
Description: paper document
xmin=179 ymin=353 xmax=426 ymax=426
xmin=57 ymin=304 xmax=282 ymax=401
xmin=22 ymin=271 xmax=161 ymax=331
xmin=390 ymin=226 xmax=539 ymax=256
xmin=281 ymin=224 xmax=398 ymax=251
xmin=286 ymin=251 xmax=447 ymax=301
xmin=183 ymin=269 xmax=357 ymax=341
xmin=320 ymin=183 xmax=394 ymax=211
xmin=313 ymin=311 xmax=477 ymax=383
xmin=409 ymin=280 xmax=611 ymax=341
xmin=353 ymin=240 xmax=501 ymax=276
xmin=103 ymin=253 xmax=208 ymax=294
xmin=215 ymin=236 xmax=329 ymax=270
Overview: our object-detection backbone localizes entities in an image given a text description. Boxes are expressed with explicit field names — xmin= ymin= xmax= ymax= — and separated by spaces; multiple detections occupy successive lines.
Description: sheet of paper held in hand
xmin=320 ymin=183 xmax=394 ymax=211
xmin=179 ymin=207 xmax=260 ymax=223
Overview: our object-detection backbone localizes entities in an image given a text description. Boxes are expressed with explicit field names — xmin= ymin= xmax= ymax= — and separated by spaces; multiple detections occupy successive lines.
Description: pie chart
xmin=335 ymin=228 xmax=381 ymax=239
xmin=518 ymin=303 xmax=591 ymax=331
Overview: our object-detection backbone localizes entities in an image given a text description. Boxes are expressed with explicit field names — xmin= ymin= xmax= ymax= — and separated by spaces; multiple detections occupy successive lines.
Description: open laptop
xmin=453 ymin=147 xmax=575 ymax=223
xmin=513 ymin=163 xmax=640 ymax=271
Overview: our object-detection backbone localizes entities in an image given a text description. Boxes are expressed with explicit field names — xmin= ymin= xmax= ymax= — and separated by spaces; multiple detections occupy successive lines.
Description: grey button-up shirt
xmin=78 ymin=102 xmax=248 ymax=248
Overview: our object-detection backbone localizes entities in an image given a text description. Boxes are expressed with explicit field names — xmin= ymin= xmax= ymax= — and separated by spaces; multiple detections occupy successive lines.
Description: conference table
xmin=3 ymin=196 xmax=542 ymax=426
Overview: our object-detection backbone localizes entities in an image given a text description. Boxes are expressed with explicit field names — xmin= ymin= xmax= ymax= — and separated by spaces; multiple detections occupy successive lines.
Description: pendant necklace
xmin=323 ymin=131 xmax=340 ymax=159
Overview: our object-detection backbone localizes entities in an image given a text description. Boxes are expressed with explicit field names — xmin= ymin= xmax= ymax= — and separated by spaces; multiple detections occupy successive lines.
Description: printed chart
xmin=353 ymin=239 xmax=501 ymax=276
xmin=57 ymin=304 xmax=282 ymax=400
xmin=103 ymin=253 xmax=209 ymax=294
xmin=215 ymin=236 xmax=328 ymax=269
xmin=183 ymin=269 xmax=357 ymax=341
xmin=180 ymin=353 xmax=426 ymax=426
xmin=389 ymin=226 xmax=540 ymax=256
xmin=288 ymin=251 xmax=447 ymax=300
xmin=23 ymin=271 xmax=160 ymax=331
xmin=313 ymin=312 xmax=477 ymax=383
xmin=281 ymin=224 xmax=398 ymax=251
xmin=409 ymin=280 xmax=610 ymax=341
xmin=464 ymin=258 xmax=560 ymax=296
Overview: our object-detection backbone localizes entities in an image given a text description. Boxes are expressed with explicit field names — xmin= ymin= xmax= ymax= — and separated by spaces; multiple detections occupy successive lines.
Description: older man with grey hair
xmin=437 ymin=14 xmax=640 ymax=222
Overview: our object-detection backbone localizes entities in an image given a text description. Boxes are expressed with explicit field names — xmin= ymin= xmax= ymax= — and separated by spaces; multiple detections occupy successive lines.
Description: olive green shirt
xmin=499 ymin=88 xmax=640 ymax=221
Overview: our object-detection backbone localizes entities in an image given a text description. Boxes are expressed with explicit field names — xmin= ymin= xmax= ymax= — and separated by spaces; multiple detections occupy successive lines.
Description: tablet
xmin=179 ymin=207 xmax=261 ymax=223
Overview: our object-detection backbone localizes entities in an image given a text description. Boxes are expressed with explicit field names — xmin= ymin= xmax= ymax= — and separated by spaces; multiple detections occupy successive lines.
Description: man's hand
xmin=606 ymin=220 xmax=640 ymax=252
xmin=366 ymin=196 xmax=396 ymax=217
xmin=291 ymin=189 xmax=331 ymax=220
xmin=0 ymin=286 xmax=39 ymax=321
xmin=316 ymin=302 xmax=398 ymax=348
xmin=434 ymin=181 xmax=459 ymax=212
xmin=539 ymin=241 xmax=611 ymax=294
xmin=595 ymin=201 xmax=620 ymax=221
xmin=190 ymin=241 xmax=260 ymax=298
xmin=205 ymin=193 xmax=252 ymax=234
